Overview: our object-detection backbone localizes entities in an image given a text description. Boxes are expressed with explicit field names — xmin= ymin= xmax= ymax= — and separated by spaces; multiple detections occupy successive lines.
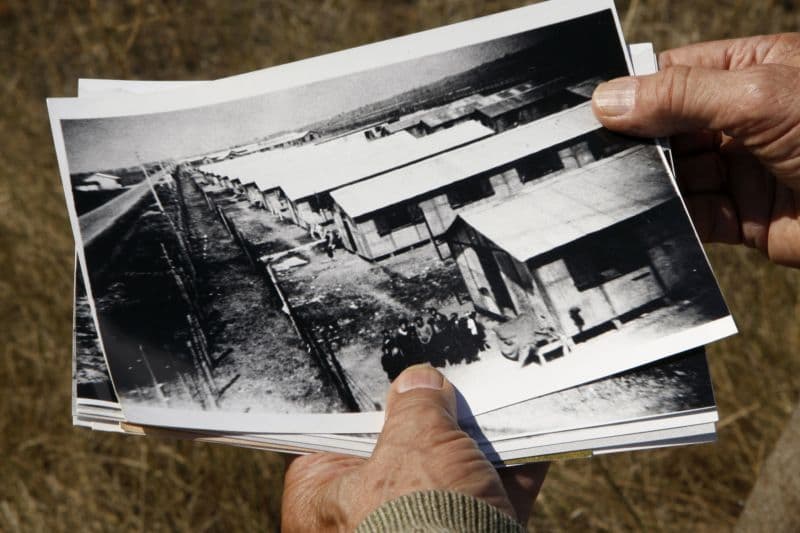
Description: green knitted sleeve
xmin=355 ymin=490 xmax=524 ymax=533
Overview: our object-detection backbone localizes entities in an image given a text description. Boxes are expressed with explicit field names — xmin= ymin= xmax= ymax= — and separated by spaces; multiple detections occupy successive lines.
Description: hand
xmin=592 ymin=33 xmax=800 ymax=267
xmin=281 ymin=365 xmax=548 ymax=532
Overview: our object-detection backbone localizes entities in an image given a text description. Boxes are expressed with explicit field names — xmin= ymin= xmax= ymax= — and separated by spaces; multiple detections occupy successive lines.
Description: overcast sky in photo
xmin=62 ymin=10 xmax=623 ymax=174
xmin=63 ymin=31 xmax=552 ymax=174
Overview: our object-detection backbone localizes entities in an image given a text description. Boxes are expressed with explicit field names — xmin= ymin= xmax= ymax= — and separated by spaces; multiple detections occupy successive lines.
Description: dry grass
xmin=1 ymin=1 xmax=799 ymax=531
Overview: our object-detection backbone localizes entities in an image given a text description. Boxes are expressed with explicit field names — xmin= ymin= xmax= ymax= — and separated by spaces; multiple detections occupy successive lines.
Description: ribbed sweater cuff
xmin=355 ymin=490 xmax=524 ymax=533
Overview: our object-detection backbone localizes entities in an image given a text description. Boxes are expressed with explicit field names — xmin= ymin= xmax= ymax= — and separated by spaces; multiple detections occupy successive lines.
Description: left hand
xmin=592 ymin=33 xmax=800 ymax=267
xmin=281 ymin=364 xmax=548 ymax=532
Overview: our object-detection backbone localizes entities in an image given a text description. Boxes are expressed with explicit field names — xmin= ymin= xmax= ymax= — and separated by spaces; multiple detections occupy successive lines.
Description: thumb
xmin=382 ymin=364 xmax=458 ymax=442
xmin=591 ymin=65 xmax=794 ymax=140
xmin=368 ymin=365 xmax=518 ymax=519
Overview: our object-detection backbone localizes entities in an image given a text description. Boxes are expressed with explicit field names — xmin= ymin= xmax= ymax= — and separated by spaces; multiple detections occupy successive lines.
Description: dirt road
xmin=179 ymin=176 xmax=345 ymax=414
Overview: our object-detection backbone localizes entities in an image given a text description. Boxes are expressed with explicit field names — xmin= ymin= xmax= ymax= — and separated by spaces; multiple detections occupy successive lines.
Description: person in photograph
xmin=466 ymin=311 xmax=487 ymax=354
xmin=395 ymin=317 xmax=420 ymax=365
xmin=380 ymin=329 xmax=403 ymax=382
xmin=320 ymin=322 xmax=341 ymax=353
xmin=324 ymin=230 xmax=336 ymax=260
xmin=427 ymin=307 xmax=447 ymax=326
xmin=425 ymin=308 xmax=448 ymax=368
xmin=381 ymin=328 xmax=395 ymax=358
xmin=282 ymin=33 xmax=800 ymax=532
xmin=445 ymin=312 xmax=464 ymax=365
xmin=415 ymin=315 xmax=434 ymax=358
xmin=331 ymin=229 xmax=344 ymax=249
xmin=457 ymin=313 xmax=480 ymax=363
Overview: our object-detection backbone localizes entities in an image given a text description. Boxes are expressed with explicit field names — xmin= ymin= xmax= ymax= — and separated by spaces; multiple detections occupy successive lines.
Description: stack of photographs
xmin=58 ymin=0 xmax=737 ymax=466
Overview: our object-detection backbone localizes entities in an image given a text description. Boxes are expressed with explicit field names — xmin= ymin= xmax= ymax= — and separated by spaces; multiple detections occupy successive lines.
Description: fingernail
xmin=396 ymin=364 xmax=444 ymax=393
xmin=593 ymin=77 xmax=638 ymax=117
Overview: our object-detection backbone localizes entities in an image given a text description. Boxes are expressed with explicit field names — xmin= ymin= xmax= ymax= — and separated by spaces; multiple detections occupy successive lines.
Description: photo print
xmin=52 ymin=0 xmax=734 ymax=433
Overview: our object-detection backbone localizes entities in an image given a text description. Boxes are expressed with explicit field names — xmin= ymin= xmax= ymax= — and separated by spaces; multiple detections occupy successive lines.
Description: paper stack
xmin=55 ymin=0 xmax=737 ymax=466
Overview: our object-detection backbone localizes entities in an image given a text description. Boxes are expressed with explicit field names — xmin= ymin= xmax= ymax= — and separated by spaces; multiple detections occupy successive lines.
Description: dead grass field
xmin=1 ymin=1 xmax=799 ymax=531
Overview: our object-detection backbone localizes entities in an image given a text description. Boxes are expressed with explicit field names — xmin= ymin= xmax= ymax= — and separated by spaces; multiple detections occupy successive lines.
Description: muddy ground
xmin=271 ymin=237 xmax=478 ymax=407
xmin=74 ymin=283 xmax=116 ymax=403
xmin=77 ymin=173 xmax=345 ymax=414
xmin=179 ymin=175 xmax=345 ymax=414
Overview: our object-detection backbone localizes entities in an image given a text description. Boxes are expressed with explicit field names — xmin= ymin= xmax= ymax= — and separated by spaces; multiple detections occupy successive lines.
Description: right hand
xmin=592 ymin=33 xmax=800 ymax=267
xmin=281 ymin=365 xmax=548 ymax=532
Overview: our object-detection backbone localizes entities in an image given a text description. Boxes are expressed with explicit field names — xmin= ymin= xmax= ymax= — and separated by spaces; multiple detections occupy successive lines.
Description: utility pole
xmin=137 ymin=152 xmax=165 ymax=212
xmin=139 ymin=344 xmax=168 ymax=406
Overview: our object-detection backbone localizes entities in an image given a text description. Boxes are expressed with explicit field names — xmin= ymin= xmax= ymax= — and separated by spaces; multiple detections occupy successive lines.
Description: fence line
xmin=181 ymin=171 xmax=362 ymax=411
xmin=265 ymin=262 xmax=361 ymax=412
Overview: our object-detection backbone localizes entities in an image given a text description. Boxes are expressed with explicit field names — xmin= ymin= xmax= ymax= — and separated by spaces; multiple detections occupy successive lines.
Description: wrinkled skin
xmin=281 ymin=33 xmax=800 ymax=533
xmin=281 ymin=365 xmax=547 ymax=532
xmin=593 ymin=33 xmax=800 ymax=267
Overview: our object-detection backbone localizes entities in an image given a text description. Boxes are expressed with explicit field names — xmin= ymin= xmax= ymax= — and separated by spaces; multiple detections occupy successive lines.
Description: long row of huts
xmin=198 ymin=77 xmax=607 ymax=242
xmin=194 ymin=77 xmax=689 ymax=339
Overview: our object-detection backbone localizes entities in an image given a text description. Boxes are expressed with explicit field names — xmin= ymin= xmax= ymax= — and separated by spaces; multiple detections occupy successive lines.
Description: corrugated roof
xmin=86 ymin=172 xmax=121 ymax=182
xmin=381 ymin=93 xmax=489 ymax=134
xmin=475 ymin=77 xmax=569 ymax=119
xmin=198 ymin=140 xmax=315 ymax=183
xmin=261 ymin=130 xmax=311 ymax=148
xmin=198 ymin=131 xmax=313 ymax=174
xmin=383 ymin=116 xmax=422 ymax=134
xmin=567 ymin=77 xmax=605 ymax=99
xmin=419 ymin=94 xmax=486 ymax=128
xmin=454 ymin=144 xmax=675 ymax=262
xmin=331 ymin=102 xmax=600 ymax=218
xmin=209 ymin=150 xmax=231 ymax=161
xmin=282 ymin=120 xmax=494 ymax=201
xmin=201 ymin=130 xmax=374 ymax=191
xmin=231 ymin=142 xmax=262 ymax=155
xmin=378 ymin=81 xmax=548 ymax=135
xmin=197 ymin=154 xmax=242 ymax=177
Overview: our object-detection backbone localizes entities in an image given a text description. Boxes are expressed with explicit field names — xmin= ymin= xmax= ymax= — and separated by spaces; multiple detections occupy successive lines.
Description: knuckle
xmin=729 ymin=38 xmax=761 ymax=69
xmin=284 ymin=453 xmax=356 ymax=487
xmin=382 ymin=400 xmax=455 ymax=442
xmin=427 ymin=426 xmax=475 ymax=452
xmin=657 ymin=49 xmax=675 ymax=68
xmin=284 ymin=454 xmax=316 ymax=481
xmin=656 ymin=65 xmax=693 ymax=118
xmin=387 ymin=397 xmax=449 ymax=426
xmin=287 ymin=452 xmax=328 ymax=472
xmin=736 ymin=66 xmax=787 ymax=130
xmin=743 ymin=67 xmax=778 ymax=105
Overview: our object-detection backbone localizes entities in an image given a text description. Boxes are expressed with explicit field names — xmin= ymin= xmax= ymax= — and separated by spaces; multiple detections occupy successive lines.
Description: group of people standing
xmin=380 ymin=308 xmax=488 ymax=381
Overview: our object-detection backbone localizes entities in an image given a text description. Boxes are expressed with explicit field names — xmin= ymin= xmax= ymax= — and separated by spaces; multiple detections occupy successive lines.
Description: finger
xmin=592 ymin=65 xmax=789 ymax=139
xmin=385 ymin=364 xmax=457 ymax=419
xmin=660 ymin=33 xmax=800 ymax=70
xmin=373 ymin=365 xmax=517 ymax=520
xmin=766 ymin=182 xmax=800 ymax=267
xmin=498 ymin=462 xmax=549 ymax=524
xmin=675 ymin=152 xmax=727 ymax=193
xmin=670 ymin=130 xmax=721 ymax=156
xmin=380 ymin=365 xmax=459 ymax=448
xmin=684 ymin=193 xmax=741 ymax=244
xmin=284 ymin=453 xmax=299 ymax=473
xmin=725 ymin=152 xmax=776 ymax=251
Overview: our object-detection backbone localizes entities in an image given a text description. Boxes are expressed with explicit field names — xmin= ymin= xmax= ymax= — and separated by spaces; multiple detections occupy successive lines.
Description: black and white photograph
xmin=51 ymin=0 xmax=735 ymax=433
xmin=74 ymin=252 xmax=719 ymax=460
xmin=69 ymin=40 xmax=720 ymax=452
xmin=73 ymin=262 xmax=117 ymax=406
